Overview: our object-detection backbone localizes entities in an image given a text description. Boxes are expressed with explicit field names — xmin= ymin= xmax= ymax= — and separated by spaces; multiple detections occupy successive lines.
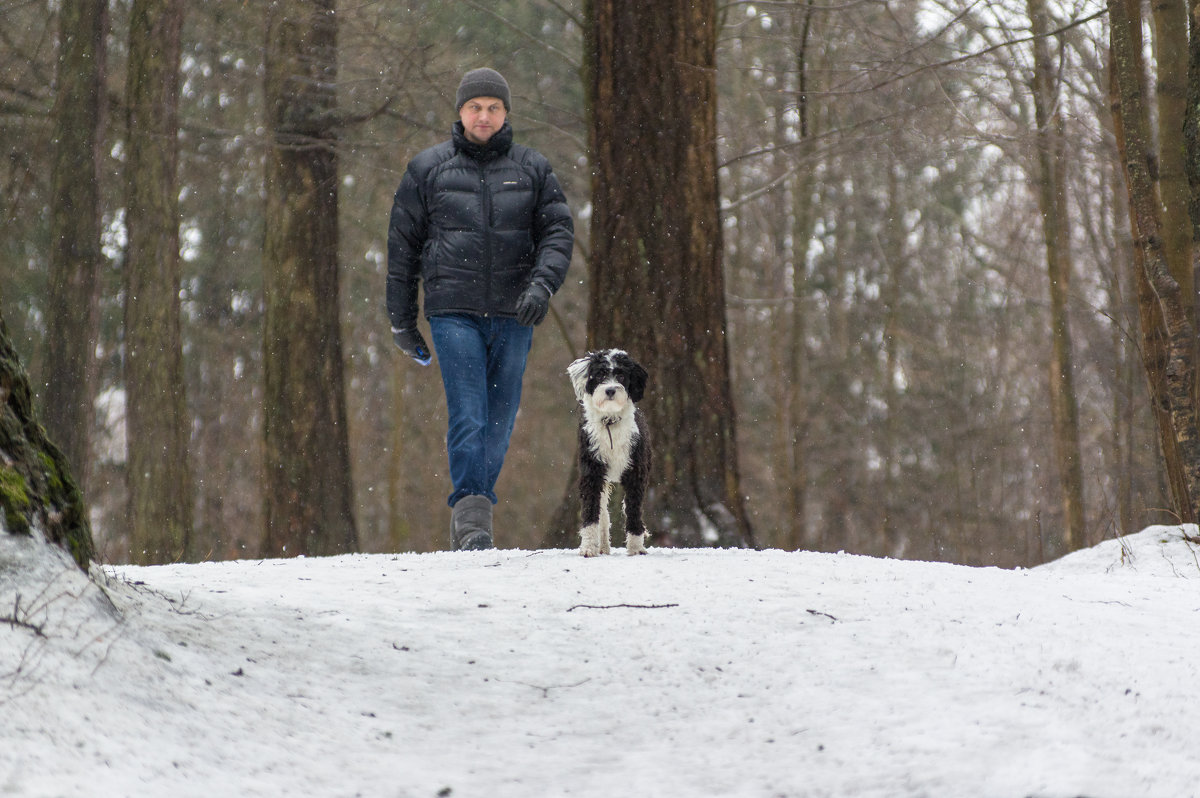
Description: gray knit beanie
xmin=455 ymin=68 xmax=511 ymax=112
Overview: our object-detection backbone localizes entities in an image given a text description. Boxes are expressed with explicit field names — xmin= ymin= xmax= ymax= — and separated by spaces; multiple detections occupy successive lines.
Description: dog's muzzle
xmin=592 ymin=382 xmax=627 ymax=412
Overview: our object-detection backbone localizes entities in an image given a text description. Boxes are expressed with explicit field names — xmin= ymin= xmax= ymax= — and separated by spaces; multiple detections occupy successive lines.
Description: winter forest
xmin=2 ymin=0 xmax=1196 ymax=568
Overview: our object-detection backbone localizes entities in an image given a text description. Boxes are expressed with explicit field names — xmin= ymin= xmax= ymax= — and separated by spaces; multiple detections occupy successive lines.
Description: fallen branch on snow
xmin=566 ymin=603 xmax=679 ymax=612
xmin=2 ymin=595 xmax=47 ymax=638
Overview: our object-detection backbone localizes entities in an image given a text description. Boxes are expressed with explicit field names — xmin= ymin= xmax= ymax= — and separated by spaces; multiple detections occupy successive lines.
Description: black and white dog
xmin=567 ymin=349 xmax=652 ymax=557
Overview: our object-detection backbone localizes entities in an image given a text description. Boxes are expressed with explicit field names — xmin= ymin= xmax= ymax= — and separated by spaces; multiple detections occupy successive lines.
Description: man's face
xmin=459 ymin=96 xmax=507 ymax=145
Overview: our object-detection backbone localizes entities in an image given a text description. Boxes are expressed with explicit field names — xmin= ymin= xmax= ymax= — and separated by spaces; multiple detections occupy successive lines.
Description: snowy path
xmin=3 ymin=527 xmax=1199 ymax=797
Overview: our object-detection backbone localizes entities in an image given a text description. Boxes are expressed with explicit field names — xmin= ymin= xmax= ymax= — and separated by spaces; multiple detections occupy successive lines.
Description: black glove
xmin=392 ymin=326 xmax=432 ymax=366
xmin=515 ymin=283 xmax=551 ymax=326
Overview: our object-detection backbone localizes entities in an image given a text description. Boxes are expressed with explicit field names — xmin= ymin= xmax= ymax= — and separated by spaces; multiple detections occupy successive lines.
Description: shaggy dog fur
xmin=567 ymin=350 xmax=651 ymax=556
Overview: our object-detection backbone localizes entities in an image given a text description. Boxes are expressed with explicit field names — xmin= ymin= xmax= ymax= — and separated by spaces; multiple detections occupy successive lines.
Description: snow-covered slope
xmin=3 ymin=527 xmax=1198 ymax=797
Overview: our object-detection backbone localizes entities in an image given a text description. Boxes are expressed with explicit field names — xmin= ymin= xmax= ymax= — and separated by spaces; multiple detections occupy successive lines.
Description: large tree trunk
xmin=261 ymin=0 xmax=358 ymax=557
xmin=1029 ymin=0 xmax=1086 ymax=551
xmin=124 ymin=0 xmax=194 ymax=564
xmin=1 ymin=314 xmax=94 ymax=570
xmin=573 ymin=0 xmax=754 ymax=548
xmin=44 ymin=0 xmax=107 ymax=496
xmin=1110 ymin=0 xmax=1200 ymax=521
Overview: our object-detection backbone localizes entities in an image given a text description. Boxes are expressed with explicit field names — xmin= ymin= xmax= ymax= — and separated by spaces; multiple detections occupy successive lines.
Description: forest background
xmin=0 ymin=0 xmax=1166 ymax=566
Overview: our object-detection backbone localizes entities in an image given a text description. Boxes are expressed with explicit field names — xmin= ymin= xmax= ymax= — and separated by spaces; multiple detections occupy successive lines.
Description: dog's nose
xmin=605 ymin=387 xmax=618 ymax=398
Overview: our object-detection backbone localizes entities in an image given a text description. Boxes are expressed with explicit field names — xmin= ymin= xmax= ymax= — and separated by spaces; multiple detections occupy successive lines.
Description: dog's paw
xmin=625 ymin=532 xmax=647 ymax=556
xmin=578 ymin=524 xmax=604 ymax=557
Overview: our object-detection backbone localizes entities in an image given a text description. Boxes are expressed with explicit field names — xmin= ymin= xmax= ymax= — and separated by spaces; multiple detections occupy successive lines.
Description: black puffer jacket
xmin=386 ymin=121 xmax=574 ymax=329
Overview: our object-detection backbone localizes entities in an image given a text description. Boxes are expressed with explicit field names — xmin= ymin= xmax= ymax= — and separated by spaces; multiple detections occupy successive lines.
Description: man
xmin=387 ymin=68 xmax=574 ymax=550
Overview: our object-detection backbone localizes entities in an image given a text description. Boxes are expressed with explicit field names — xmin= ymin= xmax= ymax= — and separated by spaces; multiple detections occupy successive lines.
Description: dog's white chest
xmin=586 ymin=411 xmax=638 ymax=482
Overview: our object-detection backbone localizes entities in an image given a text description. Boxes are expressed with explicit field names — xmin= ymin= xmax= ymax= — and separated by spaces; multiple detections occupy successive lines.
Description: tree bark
xmin=1149 ymin=0 xmax=1194 ymax=331
xmin=261 ymin=0 xmax=358 ymax=557
xmin=784 ymin=0 xmax=817 ymax=552
xmin=1110 ymin=0 xmax=1200 ymax=522
xmin=1187 ymin=0 xmax=1200 ymax=273
xmin=44 ymin=0 xmax=107 ymax=495
xmin=574 ymin=0 xmax=754 ymax=548
xmin=1029 ymin=0 xmax=1087 ymax=551
xmin=1 ymin=313 xmax=94 ymax=570
xmin=124 ymin=0 xmax=194 ymax=564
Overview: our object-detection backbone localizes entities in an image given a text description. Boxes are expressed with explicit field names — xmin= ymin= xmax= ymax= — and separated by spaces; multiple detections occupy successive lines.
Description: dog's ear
xmin=567 ymin=355 xmax=591 ymax=402
xmin=625 ymin=357 xmax=648 ymax=403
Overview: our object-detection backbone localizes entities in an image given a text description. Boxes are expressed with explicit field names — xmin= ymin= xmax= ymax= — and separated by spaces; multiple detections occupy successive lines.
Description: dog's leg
xmin=622 ymin=498 xmax=647 ymax=556
xmin=578 ymin=454 xmax=607 ymax=557
xmin=622 ymin=437 xmax=650 ymax=556
xmin=579 ymin=522 xmax=602 ymax=557
xmin=624 ymin=529 xmax=646 ymax=556
xmin=599 ymin=483 xmax=612 ymax=555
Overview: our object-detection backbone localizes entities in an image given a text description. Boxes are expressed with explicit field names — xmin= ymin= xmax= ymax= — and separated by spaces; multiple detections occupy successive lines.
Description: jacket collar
xmin=452 ymin=120 xmax=513 ymax=162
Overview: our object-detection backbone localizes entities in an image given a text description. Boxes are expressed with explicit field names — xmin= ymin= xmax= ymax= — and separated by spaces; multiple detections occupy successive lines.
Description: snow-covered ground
xmin=2 ymin=525 xmax=1199 ymax=798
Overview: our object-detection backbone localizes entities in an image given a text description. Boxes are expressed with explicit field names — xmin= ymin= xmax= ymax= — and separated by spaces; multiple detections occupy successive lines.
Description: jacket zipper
xmin=480 ymin=163 xmax=493 ymax=316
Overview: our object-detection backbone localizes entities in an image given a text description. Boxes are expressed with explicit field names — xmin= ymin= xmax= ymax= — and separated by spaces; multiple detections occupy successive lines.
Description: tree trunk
xmin=44 ymin=0 xmax=107 ymax=497
xmin=784 ymin=0 xmax=817 ymax=552
xmin=1187 ymin=0 xmax=1200 ymax=280
xmin=261 ymin=0 xmax=358 ymax=557
xmin=1029 ymin=0 xmax=1087 ymax=551
xmin=1 ymin=314 xmax=94 ymax=570
xmin=571 ymin=0 xmax=753 ymax=548
xmin=124 ymin=0 xmax=193 ymax=564
xmin=1110 ymin=0 xmax=1200 ymax=522
xmin=1149 ymin=0 xmax=1194 ymax=334
xmin=880 ymin=162 xmax=906 ymax=556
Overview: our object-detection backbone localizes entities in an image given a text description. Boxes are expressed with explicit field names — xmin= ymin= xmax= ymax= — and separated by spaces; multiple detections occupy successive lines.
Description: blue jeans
xmin=428 ymin=314 xmax=534 ymax=507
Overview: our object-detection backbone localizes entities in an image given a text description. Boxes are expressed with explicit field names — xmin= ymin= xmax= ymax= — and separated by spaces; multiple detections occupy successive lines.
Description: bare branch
xmin=566 ymin=603 xmax=680 ymax=611
xmin=455 ymin=0 xmax=580 ymax=70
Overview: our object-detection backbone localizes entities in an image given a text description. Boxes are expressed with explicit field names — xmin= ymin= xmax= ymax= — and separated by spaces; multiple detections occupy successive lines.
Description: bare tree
xmin=44 ymin=0 xmax=107 ymax=497
xmin=565 ymin=0 xmax=754 ymax=548
xmin=1109 ymin=0 xmax=1200 ymax=521
xmin=261 ymin=0 xmax=358 ymax=556
xmin=124 ymin=0 xmax=194 ymax=564
xmin=1028 ymin=0 xmax=1086 ymax=550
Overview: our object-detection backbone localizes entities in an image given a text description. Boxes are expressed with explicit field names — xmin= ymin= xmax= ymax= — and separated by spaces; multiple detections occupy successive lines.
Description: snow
xmin=3 ymin=524 xmax=1199 ymax=798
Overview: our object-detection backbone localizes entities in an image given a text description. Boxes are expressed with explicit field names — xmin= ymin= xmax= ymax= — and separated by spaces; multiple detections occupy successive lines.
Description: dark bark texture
xmin=1109 ymin=0 xmax=1200 ymax=522
xmin=44 ymin=0 xmax=107 ymax=494
xmin=124 ymin=0 xmax=194 ymax=564
xmin=261 ymin=0 xmax=358 ymax=556
xmin=559 ymin=0 xmax=754 ymax=548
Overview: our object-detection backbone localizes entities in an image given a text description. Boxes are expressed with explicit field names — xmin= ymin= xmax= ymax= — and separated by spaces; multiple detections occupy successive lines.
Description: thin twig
xmin=506 ymin=678 xmax=591 ymax=698
xmin=566 ymin=603 xmax=679 ymax=612
xmin=2 ymin=595 xmax=47 ymax=638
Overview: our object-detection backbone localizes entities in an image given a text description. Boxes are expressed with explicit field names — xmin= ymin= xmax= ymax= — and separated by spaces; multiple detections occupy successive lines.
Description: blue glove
xmin=515 ymin=283 xmax=551 ymax=326
xmin=392 ymin=327 xmax=432 ymax=366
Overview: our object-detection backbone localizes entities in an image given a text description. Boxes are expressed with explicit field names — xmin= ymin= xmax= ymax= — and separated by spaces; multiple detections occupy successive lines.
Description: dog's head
xmin=568 ymin=349 xmax=648 ymax=414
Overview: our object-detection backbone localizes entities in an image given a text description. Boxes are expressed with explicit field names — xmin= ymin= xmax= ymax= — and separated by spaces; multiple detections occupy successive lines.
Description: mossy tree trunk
xmin=124 ymin=0 xmax=194 ymax=564
xmin=1 ymin=314 xmax=94 ymax=570
xmin=561 ymin=0 xmax=754 ymax=548
xmin=261 ymin=0 xmax=358 ymax=557
xmin=44 ymin=0 xmax=107 ymax=496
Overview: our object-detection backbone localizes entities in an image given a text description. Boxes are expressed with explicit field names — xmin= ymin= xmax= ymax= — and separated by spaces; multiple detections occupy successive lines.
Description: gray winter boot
xmin=450 ymin=495 xmax=494 ymax=551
